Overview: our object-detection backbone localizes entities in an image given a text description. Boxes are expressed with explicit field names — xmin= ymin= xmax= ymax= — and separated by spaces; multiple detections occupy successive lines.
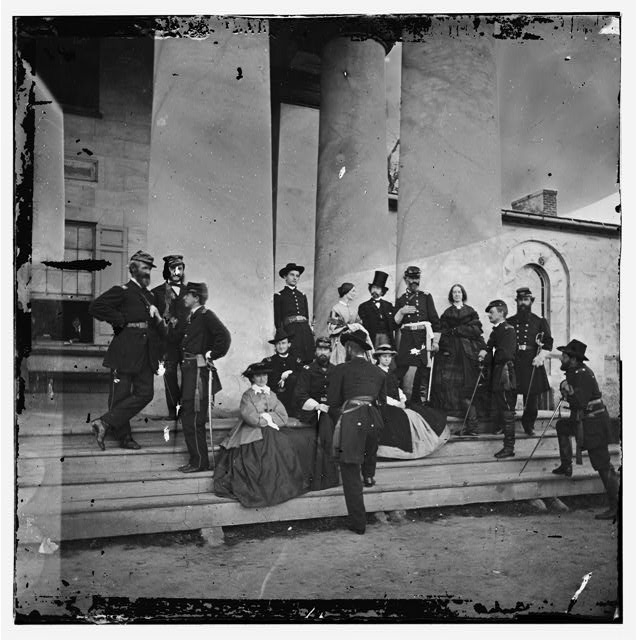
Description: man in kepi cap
xmin=178 ymin=282 xmax=231 ymax=472
xmin=553 ymin=339 xmax=618 ymax=520
xmin=358 ymin=270 xmax=396 ymax=348
xmin=507 ymin=287 xmax=554 ymax=435
xmin=479 ymin=299 xmax=518 ymax=459
xmin=89 ymin=250 xmax=166 ymax=450
xmin=152 ymin=254 xmax=189 ymax=421
xmin=273 ymin=262 xmax=315 ymax=364
xmin=394 ymin=266 xmax=440 ymax=405
xmin=327 ymin=330 xmax=387 ymax=534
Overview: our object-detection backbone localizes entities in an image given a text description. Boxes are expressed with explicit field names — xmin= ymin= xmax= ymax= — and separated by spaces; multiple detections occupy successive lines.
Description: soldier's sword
xmin=518 ymin=398 xmax=564 ymax=476
xmin=461 ymin=367 xmax=484 ymax=431
xmin=523 ymin=332 xmax=545 ymax=412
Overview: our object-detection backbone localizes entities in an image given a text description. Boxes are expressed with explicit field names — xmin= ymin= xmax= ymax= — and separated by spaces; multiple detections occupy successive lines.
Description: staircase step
xmin=17 ymin=471 xmax=607 ymax=543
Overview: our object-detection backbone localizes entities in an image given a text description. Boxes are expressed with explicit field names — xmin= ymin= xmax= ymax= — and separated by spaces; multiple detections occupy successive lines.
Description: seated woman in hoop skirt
xmin=373 ymin=345 xmax=450 ymax=459
xmin=213 ymin=361 xmax=310 ymax=507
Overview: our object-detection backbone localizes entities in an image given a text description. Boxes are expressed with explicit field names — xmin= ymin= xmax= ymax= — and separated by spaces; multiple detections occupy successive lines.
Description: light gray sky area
xmin=385 ymin=15 xmax=620 ymax=216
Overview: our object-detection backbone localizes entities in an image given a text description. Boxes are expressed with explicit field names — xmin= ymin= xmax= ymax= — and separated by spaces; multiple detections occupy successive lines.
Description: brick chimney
xmin=511 ymin=189 xmax=558 ymax=216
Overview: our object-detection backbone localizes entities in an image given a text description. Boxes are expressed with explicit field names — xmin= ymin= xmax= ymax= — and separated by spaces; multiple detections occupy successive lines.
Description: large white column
xmin=397 ymin=18 xmax=502 ymax=314
xmin=146 ymin=20 xmax=274 ymax=413
xmin=313 ymin=35 xmax=397 ymax=333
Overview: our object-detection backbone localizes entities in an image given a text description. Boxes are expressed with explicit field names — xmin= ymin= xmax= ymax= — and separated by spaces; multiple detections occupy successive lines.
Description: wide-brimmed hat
xmin=337 ymin=282 xmax=354 ymax=298
xmin=373 ymin=344 xmax=397 ymax=358
xmin=515 ymin=287 xmax=535 ymax=301
xmin=315 ymin=336 xmax=331 ymax=349
xmin=242 ymin=361 xmax=273 ymax=378
xmin=404 ymin=265 xmax=421 ymax=278
xmin=340 ymin=329 xmax=372 ymax=351
xmin=485 ymin=299 xmax=507 ymax=313
xmin=368 ymin=270 xmax=389 ymax=295
xmin=130 ymin=250 xmax=156 ymax=268
xmin=279 ymin=262 xmax=305 ymax=278
xmin=268 ymin=327 xmax=294 ymax=345
xmin=185 ymin=282 xmax=208 ymax=300
xmin=557 ymin=339 xmax=589 ymax=361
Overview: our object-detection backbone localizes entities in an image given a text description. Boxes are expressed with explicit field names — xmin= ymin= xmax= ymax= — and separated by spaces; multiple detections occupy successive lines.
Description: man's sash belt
xmin=583 ymin=398 xmax=606 ymax=418
xmin=402 ymin=321 xmax=428 ymax=331
xmin=342 ymin=396 xmax=375 ymax=414
xmin=126 ymin=321 xmax=148 ymax=329
xmin=283 ymin=315 xmax=308 ymax=325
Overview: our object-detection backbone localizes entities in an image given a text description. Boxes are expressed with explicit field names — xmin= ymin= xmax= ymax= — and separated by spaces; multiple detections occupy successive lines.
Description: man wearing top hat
xmin=358 ymin=270 xmax=396 ymax=348
xmin=507 ymin=287 xmax=554 ymax=436
xmin=274 ymin=262 xmax=314 ymax=364
xmin=178 ymin=282 xmax=231 ymax=473
xmin=89 ymin=250 xmax=167 ymax=450
xmin=552 ymin=339 xmax=618 ymax=520
xmin=262 ymin=327 xmax=303 ymax=414
xmin=151 ymin=254 xmax=189 ymax=421
xmin=327 ymin=330 xmax=387 ymax=534
xmin=394 ymin=266 xmax=441 ymax=405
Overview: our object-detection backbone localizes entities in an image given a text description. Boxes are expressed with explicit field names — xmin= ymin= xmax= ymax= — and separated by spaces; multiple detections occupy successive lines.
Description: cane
xmin=523 ymin=332 xmax=545 ymax=413
xmin=518 ymin=398 xmax=564 ymax=476
xmin=461 ymin=367 xmax=484 ymax=432
xmin=208 ymin=365 xmax=215 ymax=472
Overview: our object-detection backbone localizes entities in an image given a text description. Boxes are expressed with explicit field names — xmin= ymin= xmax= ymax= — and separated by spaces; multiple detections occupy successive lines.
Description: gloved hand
xmin=532 ymin=350 xmax=547 ymax=367
xmin=559 ymin=380 xmax=573 ymax=400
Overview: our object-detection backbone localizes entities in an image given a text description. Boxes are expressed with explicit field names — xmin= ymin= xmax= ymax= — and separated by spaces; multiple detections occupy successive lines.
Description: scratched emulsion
xmin=13 ymin=13 xmax=620 ymax=624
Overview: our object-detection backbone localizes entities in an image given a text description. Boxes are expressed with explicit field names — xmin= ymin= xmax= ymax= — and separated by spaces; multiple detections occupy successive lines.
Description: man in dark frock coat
xmin=151 ymin=254 xmax=189 ymax=420
xmin=294 ymin=336 xmax=340 ymax=490
xmin=89 ymin=250 xmax=166 ymax=450
xmin=327 ymin=330 xmax=387 ymax=534
xmin=178 ymin=282 xmax=231 ymax=473
xmin=262 ymin=327 xmax=303 ymax=414
xmin=394 ymin=266 xmax=441 ymax=404
xmin=273 ymin=262 xmax=315 ymax=363
xmin=507 ymin=287 xmax=554 ymax=435
xmin=358 ymin=270 xmax=396 ymax=348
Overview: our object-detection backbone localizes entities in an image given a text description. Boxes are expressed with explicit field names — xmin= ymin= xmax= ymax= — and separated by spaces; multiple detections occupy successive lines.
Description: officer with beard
xmin=89 ymin=250 xmax=166 ymax=450
xmin=294 ymin=336 xmax=340 ymax=490
xmin=507 ymin=287 xmax=553 ymax=435
xmin=151 ymin=254 xmax=189 ymax=420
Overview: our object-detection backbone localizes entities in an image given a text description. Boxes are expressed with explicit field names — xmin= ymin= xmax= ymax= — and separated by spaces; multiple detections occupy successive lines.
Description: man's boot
xmin=595 ymin=467 xmax=619 ymax=520
xmin=494 ymin=410 xmax=516 ymax=458
xmin=489 ymin=402 xmax=502 ymax=435
xmin=461 ymin=400 xmax=479 ymax=436
xmin=552 ymin=435 xmax=573 ymax=477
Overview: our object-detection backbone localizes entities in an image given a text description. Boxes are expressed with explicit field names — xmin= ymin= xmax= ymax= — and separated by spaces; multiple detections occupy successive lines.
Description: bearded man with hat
xmin=179 ymin=281 xmax=231 ymax=472
xmin=151 ymin=254 xmax=189 ymax=421
xmin=553 ymin=339 xmax=618 ymax=521
xmin=262 ymin=327 xmax=303 ymax=414
xmin=327 ymin=330 xmax=387 ymax=534
xmin=394 ymin=265 xmax=441 ymax=405
xmin=507 ymin=286 xmax=554 ymax=436
xmin=274 ymin=262 xmax=314 ymax=363
xmin=294 ymin=336 xmax=340 ymax=490
xmin=358 ymin=270 xmax=396 ymax=348
xmin=89 ymin=250 xmax=166 ymax=450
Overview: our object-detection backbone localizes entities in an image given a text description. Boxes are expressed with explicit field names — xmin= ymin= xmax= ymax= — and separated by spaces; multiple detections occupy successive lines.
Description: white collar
xmin=378 ymin=364 xmax=390 ymax=372
xmin=453 ymin=302 xmax=464 ymax=309
xmin=285 ymin=285 xmax=297 ymax=291
xmin=493 ymin=320 xmax=504 ymax=327
xmin=338 ymin=299 xmax=349 ymax=307
xmin=190 ymin=304 xmax=203 ymax=316
xmin=251 ymin=384 xmax=271 ymax=395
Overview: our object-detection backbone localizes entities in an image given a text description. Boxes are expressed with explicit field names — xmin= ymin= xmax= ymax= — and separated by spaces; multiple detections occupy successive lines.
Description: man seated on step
xmin=262 ymin=327 xmax=303 ymax=415
xmin=552 ymin=339 xmax=619 ymax=521
xmin=178 ymin=282 xmax=231 ymax=473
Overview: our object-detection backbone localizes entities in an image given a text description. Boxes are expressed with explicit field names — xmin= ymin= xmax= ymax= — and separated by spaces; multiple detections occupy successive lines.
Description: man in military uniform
xmin=479 ymin=300 xmax=518 ymax=459
xmin=89 ymin=250 xmax=166 ymax=450
xmin=294 ymin=336 xmax=340 ymax=490
xmin=178 ymin=282 xmax=231 ymax=473
xmin=394 ymin=266 xmax=440 ymax=405
xmin=262 ymin=327 xmax=303 ymax=414
xmin=507 ymin=287 xmax=553 ymax=436
xmin=273 ymin=262 xmax=315 ymax=363
xmin=553 ymin=339 xmax=618 ymax=520
xmin=151 ymin=254 xmax=189 ymax=421
xmin=358 ymin=270 xmax=396 ymax=348
xmin=327 ymin=330 xmax=387 ymax=534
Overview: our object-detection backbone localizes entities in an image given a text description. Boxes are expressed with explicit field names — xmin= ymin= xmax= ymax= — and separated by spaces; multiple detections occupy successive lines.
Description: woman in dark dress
xmin=432 ymin=284 xmax=487 ymax=435
xmin=213 ymin=361 xmax=309 ymax=507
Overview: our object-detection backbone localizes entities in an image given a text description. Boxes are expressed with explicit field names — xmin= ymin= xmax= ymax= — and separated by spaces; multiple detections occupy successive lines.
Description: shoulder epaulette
xmin=120 ymin=284 xmax=128 ymax=290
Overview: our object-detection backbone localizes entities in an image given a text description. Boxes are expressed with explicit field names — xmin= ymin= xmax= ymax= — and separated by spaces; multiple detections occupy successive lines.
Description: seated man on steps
xmin=552 ymin=339 xmax=619 ymax=521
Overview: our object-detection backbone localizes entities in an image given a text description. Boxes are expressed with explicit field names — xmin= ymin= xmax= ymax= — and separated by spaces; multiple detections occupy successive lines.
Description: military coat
xmin=395 ymin=290 xmax=440 ymax=367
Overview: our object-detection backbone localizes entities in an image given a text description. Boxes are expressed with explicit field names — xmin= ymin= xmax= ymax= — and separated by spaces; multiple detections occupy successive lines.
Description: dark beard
xmin=136 ymin=274 xmax=151 ymax=288
xmin=371 ymin=292 xmax=381 ymax=300
xmin=560 ymin=361 xmax=569 ymax=372
xmin=517 ymin=305 xmax=531 ymax=318
xmin=170 ymin=275 xmax=184 ymax=285
xmin=316 ymin=355 xmax=329 ymax=366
